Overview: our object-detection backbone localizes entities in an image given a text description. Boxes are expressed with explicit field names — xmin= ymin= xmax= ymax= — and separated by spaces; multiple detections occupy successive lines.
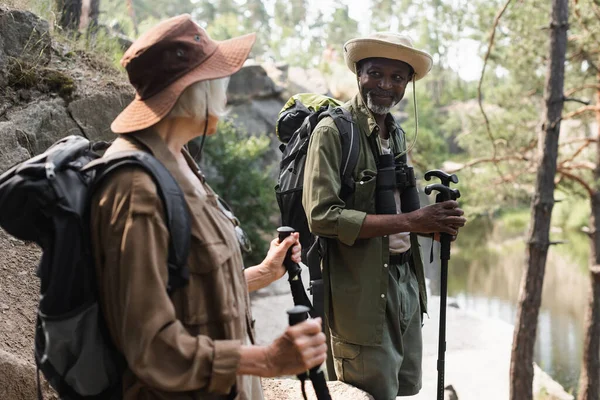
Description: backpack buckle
xmin=44 ymin=162 xmax=56 ymax=180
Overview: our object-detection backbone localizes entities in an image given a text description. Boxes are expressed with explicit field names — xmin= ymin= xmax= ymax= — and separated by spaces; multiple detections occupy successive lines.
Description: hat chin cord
xmin=193 ymin=92 xmax=210 ymax=162
xmin=402 ymin=77 xmax=418 ymax=160
xmin=354 ymin=62 xmax=419 ymax=159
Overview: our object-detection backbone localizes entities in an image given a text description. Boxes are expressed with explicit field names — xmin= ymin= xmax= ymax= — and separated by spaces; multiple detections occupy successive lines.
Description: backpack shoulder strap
xmin=321 ymin=106 xmax=360 ymax=199
xmin=306 ymin=106 xmax=359 ymax=297
xmin=85 ymin=151 xmax=191 ymax=293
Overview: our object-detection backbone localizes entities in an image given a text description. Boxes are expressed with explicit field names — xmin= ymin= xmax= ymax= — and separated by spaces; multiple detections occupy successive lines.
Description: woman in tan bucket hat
xmin=90 ymin=15 xmax=326 ymax=400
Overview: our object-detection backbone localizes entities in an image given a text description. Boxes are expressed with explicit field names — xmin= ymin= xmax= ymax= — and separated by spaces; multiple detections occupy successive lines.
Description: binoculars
xmin=375 ymin=153 xmax=420 ymax=215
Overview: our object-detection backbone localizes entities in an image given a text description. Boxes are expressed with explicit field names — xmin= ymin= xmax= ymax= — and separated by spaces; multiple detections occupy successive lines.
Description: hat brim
xmin=344 ymin=38 xmax=433 ymax=81
xmin=111 ymin=33 xmax=256 ymax=134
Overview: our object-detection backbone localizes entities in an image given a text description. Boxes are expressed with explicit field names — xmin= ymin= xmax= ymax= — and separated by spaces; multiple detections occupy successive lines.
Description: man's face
xmin=358 ymin=58 xmax=413 ymax=116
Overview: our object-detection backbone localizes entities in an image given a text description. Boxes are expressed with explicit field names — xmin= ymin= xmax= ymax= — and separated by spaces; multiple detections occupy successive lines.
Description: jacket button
xmin=381 ymin=294 xmax=385 ymax=298
xmin=383 ymin=263 xmax=388 ymax=268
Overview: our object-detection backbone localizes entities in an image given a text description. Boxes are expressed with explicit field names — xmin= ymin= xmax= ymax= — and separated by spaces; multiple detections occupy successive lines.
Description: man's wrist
xmin=400 ymin=209 xmax=419 ymax=233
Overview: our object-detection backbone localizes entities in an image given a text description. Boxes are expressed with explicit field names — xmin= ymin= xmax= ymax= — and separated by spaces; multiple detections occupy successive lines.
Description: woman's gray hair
xmin=168 ymin=77 xmax=230 ymax=120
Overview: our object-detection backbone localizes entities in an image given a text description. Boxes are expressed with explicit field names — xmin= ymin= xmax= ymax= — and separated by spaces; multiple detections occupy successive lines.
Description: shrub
xmin=199 ymin=120 xmax=278 ymax=266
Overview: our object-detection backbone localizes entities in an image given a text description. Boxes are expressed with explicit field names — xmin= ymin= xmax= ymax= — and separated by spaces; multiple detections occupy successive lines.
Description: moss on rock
xmin=6 ymin=58 xmax=76 ymax=101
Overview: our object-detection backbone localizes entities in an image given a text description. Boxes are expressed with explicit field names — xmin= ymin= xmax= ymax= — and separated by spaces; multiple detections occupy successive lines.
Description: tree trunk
xmin=509 ymin=1 xmax=568 ymax=399
xmin=56 ymin=0 xmax=83 ymax=31
xmin=88 ymin=0 xmax=100 ymax=30
xmin=127 ymin=0 xmax=139 ymax=36
xmin=78 ymin=0 xmax=99 ymax=32
xmin=578 ymin=68 xmax=600 ymax=400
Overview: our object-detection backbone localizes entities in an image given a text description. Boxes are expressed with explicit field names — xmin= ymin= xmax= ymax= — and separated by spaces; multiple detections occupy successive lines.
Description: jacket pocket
xmin=331 ymin=336 xmax=362 ymax=382
xmin=351 ymin=169 xmax=376 ymax=212
xmin=183 ymin=240 xmax=237 ymax=325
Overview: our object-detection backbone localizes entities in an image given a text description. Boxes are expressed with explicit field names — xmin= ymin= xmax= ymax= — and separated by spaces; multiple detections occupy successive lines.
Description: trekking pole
xmin=287 ymin=305 xmax=332 ymax=400
xmin=278 ymin=226 xmax=314 ymax=312
xmin=424 ymin=170 xmax=460 ymax=400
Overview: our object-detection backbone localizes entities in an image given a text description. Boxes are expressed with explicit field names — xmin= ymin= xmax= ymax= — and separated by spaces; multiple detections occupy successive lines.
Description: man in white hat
xmin=302 ymin=33 xmax=466 ymax=399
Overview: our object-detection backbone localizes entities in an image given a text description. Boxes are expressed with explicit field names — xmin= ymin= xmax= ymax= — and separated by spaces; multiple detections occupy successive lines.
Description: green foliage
xmin=205 ymin=13 xmax=246 ymax=40
xmin=325 ymin=3 xmax=359 ymax=51
xmin=369 ymin=0 xmax=394 ymax=31
xmin=497 ymin=208 xmax=530 ymax=238
xmin=200 ymin=121 xmax=277 ymax=266
xmin=402 ymin=85 xmax=450 ymax=169
xmin=553 ymin=195 xmax=590 ymax=232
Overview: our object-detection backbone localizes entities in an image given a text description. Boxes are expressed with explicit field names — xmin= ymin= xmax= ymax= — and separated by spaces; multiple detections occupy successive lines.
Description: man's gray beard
xmin=366 ymin=91 xmax=397 ymax=115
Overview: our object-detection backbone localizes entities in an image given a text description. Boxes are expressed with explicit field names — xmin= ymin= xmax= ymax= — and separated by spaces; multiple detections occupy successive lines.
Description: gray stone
xmin=6 ymin=98 xmax=82 ymax=155
xmin=287 ymin=67 xmax=331 ymax=97
xmin=226 ymin=97 xmax=285 ymax=137
xmin=0 ymin=122 xmax=31 ymax=173
xmin=227 ymin=63 xmax=282 ymax=103
xmin=445 ymin=384 xmax=459 ymax=400
xmin=0 ymin=6 xmax=51 ymax=68
xmin=225 ymin=97 xmax=286 ymax=173
xmin=0 ymin=98 xmax=83 ymax=172
xmin=68 ymin=90 xmax=134 ymax=142
xmin=262 ymin=61 xmax=289 ymax=89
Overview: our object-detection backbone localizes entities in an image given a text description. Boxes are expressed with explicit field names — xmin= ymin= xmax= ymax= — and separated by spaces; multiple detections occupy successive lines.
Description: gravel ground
xmin=250 ymin=263 xmax=574 ymax=400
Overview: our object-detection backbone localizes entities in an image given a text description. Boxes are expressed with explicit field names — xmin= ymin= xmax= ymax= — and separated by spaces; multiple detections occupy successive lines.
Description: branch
xmin=572 ymin=0 xmax=600 ymax=44
xmin=559 ymin=138 xmax=594 ymax=165
xmin=494 ymin=165 xmax=537 ymax=185
xmin=559 ymin=137 xmax=598 ymax=146
xmin=560 ymin=161 xmax=596 ymax=171
xmin=447 ymin=154 xmax=529 ymax=173
xmin=561 ymin=105 xmax=600 ymax=121
xmin=592 ymin=2 xmax=600 ymax=21
xmin=557 ymin=168 xmax=594 ymax=196
xmin=477 ymin=0 xmax=513 ymax=178
xmin=564 ymin=84 xmax=600 ymax=97
xmin=563 ymin=97 xmax=591 ymax=105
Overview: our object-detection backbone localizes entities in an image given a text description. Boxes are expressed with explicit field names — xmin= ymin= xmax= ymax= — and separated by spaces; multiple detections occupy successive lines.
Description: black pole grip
xmin=287 ymin=306 xmax=310 ymax=394
xmin=424 ymin=184 xmax=457 ymax=202
xmin=278 ymin=226 xmax=295 ymax=266
xmin=424 ymin=169 xmax=459 ymax=187
xmin=287 ymin=305 xmax=310 ymax=326
xmin=277 ymin=226 xmax=302 ymax=279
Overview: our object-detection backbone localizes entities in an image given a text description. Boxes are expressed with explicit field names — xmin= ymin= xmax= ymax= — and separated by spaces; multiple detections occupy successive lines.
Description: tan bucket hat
xmin=343 ymin=32 xmax=433 ymax=80
xmin=111 ymin=14 xmax=256 ymax=134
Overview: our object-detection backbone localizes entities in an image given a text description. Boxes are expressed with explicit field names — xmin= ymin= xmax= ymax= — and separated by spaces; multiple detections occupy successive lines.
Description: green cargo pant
xmin=331 ymin=261 xmax=422 ymax=400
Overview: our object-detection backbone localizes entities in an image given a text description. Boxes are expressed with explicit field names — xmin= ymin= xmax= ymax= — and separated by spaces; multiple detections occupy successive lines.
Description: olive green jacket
xmin=302 ymin=94 xmax=427 ymax=346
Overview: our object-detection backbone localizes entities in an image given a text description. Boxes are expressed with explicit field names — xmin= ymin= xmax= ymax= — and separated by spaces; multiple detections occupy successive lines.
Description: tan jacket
xmin=91 ymin=130 xmax=259 ymax=399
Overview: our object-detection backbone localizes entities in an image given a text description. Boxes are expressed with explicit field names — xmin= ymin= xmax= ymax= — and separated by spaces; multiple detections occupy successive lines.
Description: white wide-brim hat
xmin=343 ymin=32 xmax=433 ymax=81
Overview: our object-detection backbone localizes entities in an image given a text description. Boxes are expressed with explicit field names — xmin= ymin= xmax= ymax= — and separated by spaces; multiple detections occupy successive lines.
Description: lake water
xmin=422 ymin=216 xmax=588 ymax=395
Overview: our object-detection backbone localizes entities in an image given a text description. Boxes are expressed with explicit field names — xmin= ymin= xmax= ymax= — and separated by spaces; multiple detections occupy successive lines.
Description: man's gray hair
xmin=168 ymin=77 xmax=230 ymax=120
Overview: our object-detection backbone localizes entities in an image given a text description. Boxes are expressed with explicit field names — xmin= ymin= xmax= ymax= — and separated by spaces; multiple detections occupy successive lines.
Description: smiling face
xmin=357 ymin=57 xmax=414 ymax=116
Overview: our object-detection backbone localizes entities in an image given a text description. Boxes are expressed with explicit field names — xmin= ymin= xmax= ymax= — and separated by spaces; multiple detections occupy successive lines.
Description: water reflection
xmin=423 ymin=215 xmax=588 ymax=394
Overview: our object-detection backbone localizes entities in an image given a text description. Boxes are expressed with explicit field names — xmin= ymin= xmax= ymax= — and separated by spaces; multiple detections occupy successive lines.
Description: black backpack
xmin=274 ymin=94 xmax=359 ymax=320
xmin=0 ymin=135 xmax=191 ymax=399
